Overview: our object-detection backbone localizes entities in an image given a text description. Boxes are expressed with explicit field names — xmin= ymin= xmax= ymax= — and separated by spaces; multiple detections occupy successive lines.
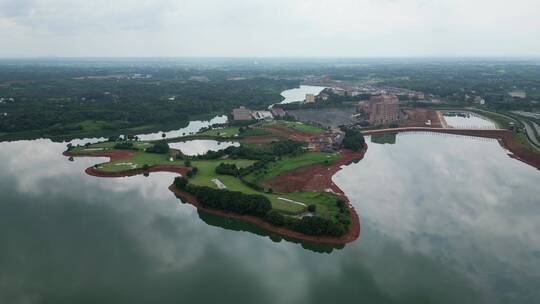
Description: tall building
xmin=368 ymin=95 xmax=400 ymax=124
xmin=232 ymin=106 xmax=252 ymax=121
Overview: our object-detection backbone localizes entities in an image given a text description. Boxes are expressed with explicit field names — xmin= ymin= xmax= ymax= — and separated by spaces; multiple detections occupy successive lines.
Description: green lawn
xmin=199 ymin=127 xmax=240 ymax=138
xmin=189 ymin=159 xmax=343 ymax=215
xmin=70 ymin=140 xmax=152 ymax=155
xmin=286 ymin=192 xmax=342 ymax=221
xmin=97 ymin=151 xmax=183 ymax=172
xmin=244 ymin=152 xmax=340 ymax=186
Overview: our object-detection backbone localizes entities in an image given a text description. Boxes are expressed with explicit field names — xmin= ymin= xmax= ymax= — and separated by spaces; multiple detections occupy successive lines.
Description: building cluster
xmin=357 ymin=95 xmax=400 ymax=125
xmin=232 ymin=106 xmax=287 ymax=121
xmin=314 ymin=132 xmax=345 ymax=153
xmin=305 ymin=94 xmax=316 ymax=103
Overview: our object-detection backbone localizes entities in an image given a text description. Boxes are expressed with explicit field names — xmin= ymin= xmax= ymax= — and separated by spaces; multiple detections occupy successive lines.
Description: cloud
xmin=0 ymin=0 xmax=539 ymax=57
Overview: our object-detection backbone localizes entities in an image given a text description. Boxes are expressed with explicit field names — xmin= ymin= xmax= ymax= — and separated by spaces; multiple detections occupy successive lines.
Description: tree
xmin=184 ymin=159 xmax=192 ymax=167
xmin=264 ymin=210 xmax=285 ymax=226
xmin=341 ymin=129 xmax=365 ymax=151
xmin=146 ymin=140 xmax=169 ymax=154
xmin=174 ymin=176 xmax=188 ymax=189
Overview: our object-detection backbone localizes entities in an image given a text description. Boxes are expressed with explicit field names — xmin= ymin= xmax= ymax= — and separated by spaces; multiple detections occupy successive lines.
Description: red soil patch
xmin=266 ymin=148 xmax=366 ymax=194
xmin=265 ymin=147 xmax=367 ymax=244
xmin=401 ymin=109 xmax=444 ymax=128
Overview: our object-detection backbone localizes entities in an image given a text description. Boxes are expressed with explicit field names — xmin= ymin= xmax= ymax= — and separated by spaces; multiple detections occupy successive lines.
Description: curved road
xmin=522 ymin=120 xmax=540 ymax=150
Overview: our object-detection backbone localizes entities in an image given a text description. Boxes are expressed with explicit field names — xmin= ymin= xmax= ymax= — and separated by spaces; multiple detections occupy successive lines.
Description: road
xmin=522 ymin=120 xmax=540 ymax=148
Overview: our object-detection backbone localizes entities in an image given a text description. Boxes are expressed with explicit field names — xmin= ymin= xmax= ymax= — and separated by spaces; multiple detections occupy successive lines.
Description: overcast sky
xmin=0 ymin=0 xmax=539 ymax=58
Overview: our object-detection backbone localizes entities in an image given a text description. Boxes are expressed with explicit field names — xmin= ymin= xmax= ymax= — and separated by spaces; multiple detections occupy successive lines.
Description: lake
xmin=444 ymin=112 xmax=497 ymax=129
xmin=279 ymin=85 xmax=326 ymax=104
xmin=0 ymin=131 xmax=539 ymax=303
xmin=136 ymin=115 xmax=228 ymax=141
xmin=169 ymin=140 xmax=239 ymax=156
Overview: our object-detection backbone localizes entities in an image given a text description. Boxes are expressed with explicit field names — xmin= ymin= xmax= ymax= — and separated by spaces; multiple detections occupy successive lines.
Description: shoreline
xmin=65 ymin=148 xmax=364 ymax=245
xmin=363 ymin=128 xmax=540 ymax=170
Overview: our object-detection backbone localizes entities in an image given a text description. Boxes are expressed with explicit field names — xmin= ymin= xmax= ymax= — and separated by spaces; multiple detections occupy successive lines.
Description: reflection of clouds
xmin=169 ymin=140 xmax=239 ymax=156
xmin=0 ymin=139 xmax=107 ymax=194
xmin=280 ymin=86 xmax=326 ymax=104
xmin=444 ymin=115 xmax=496 ymax=129
xmin=334 ymin=133 xmax=540 ymax=300
xmin=136 ymin=115 xmax=227 ymax=141
xmin=2 ymin=133 xmax=540 ymax=302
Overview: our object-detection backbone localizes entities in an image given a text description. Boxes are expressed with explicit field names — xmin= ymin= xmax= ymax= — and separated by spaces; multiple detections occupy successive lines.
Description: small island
xmin=64 ymin=119 xmax=366 ymax=245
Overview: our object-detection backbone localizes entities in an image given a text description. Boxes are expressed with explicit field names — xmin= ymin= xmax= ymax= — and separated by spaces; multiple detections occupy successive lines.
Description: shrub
xmin=113 ymin=142 xmax=134 ymax=150
xmin=215 ymin=163 xmax=238 ymax=176
xmin=308 ymin=204 xmax=316 ymax=212
xmin=264 ymin=210 xmax=285 ymax=226
xmin=146 ymin=140 xmax=169 ymax=154
xmin=182 ymin=184 xmax=271 ymax=217
xmin=174 ymin=176 xmax=188 ymax=189
xmin=341 ymin=128 xmax=365 ymax=151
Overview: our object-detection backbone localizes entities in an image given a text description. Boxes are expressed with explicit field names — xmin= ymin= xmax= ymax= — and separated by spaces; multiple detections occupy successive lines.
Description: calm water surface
xmin=1 ymin=132 xmax=539 ymax=303
xmin=444 ymin=112 xmax=497 ymax=129
xmin=279 ymin=85 xmax=326 ymax=104
xmin=136 ymin=115 xmax=228 ymax=141
xmin=169 ymin=140 xmax=239 ymax=156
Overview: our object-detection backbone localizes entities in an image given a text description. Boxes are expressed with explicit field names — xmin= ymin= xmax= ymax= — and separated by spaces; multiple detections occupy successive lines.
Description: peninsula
xmin=64 ymin=120 xmax=366 ymax=245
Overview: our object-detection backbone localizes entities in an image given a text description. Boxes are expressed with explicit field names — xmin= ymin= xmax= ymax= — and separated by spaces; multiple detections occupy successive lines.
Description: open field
xmin=96 ymin=151 xmax=183 ymax=171
xmin=189 ymin=160 xmax=335 ymax=214
xmin=244 ymin=152 xmax=340 ymax=186
xmin=199 ymin=127 xmax=240 ymax=138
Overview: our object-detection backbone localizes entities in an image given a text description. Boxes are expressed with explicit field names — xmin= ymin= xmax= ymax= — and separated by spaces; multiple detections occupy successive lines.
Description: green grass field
xmin=98 ymin=152 xmax=183 ymax=172
xmin=70 ymin=141 xmax=151 ymax=155
xmin=244 ymin=152 xmax=340 ymax=186
xmin=189 ymin=159 xmax=312 ymax=214
xmin=199 ymin=127 xmax=240 ymax=138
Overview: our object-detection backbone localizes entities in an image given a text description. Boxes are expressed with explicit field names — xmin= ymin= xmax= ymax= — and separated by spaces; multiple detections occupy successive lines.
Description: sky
xmin=0 ymin=0 xmax=539 ymax=58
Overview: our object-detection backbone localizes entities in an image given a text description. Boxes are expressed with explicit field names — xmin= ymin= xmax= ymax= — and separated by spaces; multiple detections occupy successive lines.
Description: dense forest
xmin=0 ymin=63 xmax=298 ymax=140
xmin=1 ymin=59 xmax=539 ymax=140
